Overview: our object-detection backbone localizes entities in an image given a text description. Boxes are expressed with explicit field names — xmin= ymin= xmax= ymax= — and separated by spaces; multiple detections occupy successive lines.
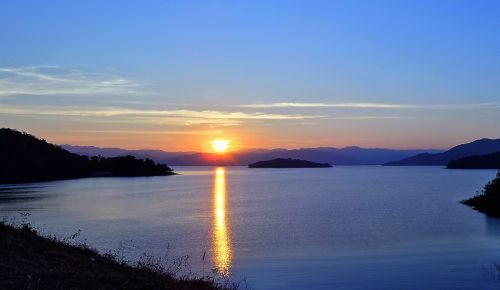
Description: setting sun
xmin=211 ymin=139 xmax=231 ymax=153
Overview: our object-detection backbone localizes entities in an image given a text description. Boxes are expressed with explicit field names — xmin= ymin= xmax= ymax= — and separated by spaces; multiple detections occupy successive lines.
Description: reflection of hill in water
xmin=486 ymin=216 xmax=500 ymax=237
xmin=0 ymin=186 xmax=47 ymax=203
xmin=483 ymin=216 xmax=500 ymax=284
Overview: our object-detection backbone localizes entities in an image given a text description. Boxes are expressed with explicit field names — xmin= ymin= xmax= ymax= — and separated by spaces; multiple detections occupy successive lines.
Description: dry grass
xmin=0 ymin=219 xmax=241 ymax=290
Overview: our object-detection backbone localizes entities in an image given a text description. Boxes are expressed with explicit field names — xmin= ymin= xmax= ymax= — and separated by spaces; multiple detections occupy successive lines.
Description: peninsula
xmin=462 ymin=172 xmax=500 ymax=217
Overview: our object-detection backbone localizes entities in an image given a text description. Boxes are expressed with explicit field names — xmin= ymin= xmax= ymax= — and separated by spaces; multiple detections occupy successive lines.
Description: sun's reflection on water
xmin=212 ymin=167 xmax=232 ymax=276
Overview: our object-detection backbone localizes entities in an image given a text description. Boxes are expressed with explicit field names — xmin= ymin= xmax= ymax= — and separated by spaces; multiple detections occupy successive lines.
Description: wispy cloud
xmin=0 ymin=105 xmax=323 ymax=125
xmin=327 ymin=116 xmax=425 ymax=120
xmin=0 ymin=65 xmax=142 ymax=97
xmin=239 ymin=102 xmax=500 ymax=110
xmin=426 ymin=102 xmax=500 ymax=110
xmin=73 ymin=129 xmax=216 ymax=136
xmin=239 ymin=102 xmax=417 ymax=109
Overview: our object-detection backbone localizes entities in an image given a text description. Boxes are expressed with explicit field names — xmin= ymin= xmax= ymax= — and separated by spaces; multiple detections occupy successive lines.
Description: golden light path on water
xmin=212 ymin=167 xmax=232 ymax=276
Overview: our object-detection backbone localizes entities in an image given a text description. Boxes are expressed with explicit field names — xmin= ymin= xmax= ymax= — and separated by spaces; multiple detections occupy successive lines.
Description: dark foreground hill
xmin=447 ymin=151 xmax=500 ymax=169
xmin=385 ymin=138 xmax=500 ymax=166
xmin=248 ymin=158 xmax=332 ymax=168
xmin=0 ymin=221 xmax=234 ymax=290
xmin=0 ymin=128 xmax=174 ymax=183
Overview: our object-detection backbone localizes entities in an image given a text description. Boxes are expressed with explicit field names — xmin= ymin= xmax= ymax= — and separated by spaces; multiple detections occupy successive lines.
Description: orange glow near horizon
xmin=212 ymin=167 xmax=232 ymax=276
xmin=211 ymin=139 xmax=231 ymax=153
xmin=42 ymin=127 xmax=460 ymax=153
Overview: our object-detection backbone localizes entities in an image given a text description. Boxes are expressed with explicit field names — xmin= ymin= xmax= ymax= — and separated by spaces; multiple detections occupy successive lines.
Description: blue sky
xmin=0 ymin=1 xmax=499 ymax=150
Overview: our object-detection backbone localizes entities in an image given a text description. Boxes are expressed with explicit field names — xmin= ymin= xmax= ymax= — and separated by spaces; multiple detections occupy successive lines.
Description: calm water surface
xmin=1 ymin=166 xmax=500 ymax=289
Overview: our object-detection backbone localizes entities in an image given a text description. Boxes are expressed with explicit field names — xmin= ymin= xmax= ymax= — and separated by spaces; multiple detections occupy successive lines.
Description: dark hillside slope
xmin=447 ymin=151 xmax=500 ymax=169
xmin=0 ymin=129 xmax=91 ymax=183
xmin=0 ymin=128 xmax=173 ymax=183
xmin=0 ymin=222 xmax=231 ymax=290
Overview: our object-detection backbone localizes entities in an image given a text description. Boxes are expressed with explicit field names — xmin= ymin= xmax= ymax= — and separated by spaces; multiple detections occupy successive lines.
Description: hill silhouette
xmin=447 ymin=151 xmax=500 ymax=169
xmin=248 ymin=158 xmax=332 ymax=168
xmin=0 ymin=128 xmax=174 ymax=183
xmin=384 ymin=138 xmax=500 ymax=166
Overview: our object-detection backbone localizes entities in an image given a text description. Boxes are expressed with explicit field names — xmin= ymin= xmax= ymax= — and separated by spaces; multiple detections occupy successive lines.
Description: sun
xmin=211 ymin=139 xmax=230 ymax=153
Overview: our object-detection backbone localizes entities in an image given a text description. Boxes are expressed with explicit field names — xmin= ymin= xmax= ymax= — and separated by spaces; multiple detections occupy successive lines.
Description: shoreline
xmin=0 ymin=221 xmax=236 ymax=290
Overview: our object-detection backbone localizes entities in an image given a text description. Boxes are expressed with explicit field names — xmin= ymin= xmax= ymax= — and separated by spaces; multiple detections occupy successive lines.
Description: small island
xmin=248 ymin=158 xmax=332 ymax=168
xmin=462 ymin=172 xmax=500 ymax=217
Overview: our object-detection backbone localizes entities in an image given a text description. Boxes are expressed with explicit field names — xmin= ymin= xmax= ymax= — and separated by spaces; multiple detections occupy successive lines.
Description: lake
xmin=1 ymin=166 xmax=499 ymax=289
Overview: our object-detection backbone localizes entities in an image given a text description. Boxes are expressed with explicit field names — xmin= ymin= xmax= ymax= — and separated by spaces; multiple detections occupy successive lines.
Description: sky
xmin=0 ymin=0 xmax=499 ymax=151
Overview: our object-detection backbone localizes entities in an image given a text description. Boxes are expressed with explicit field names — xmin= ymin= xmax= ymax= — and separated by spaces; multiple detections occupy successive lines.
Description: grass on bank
xmin=0 ymin=220 xmax=240 ymax=290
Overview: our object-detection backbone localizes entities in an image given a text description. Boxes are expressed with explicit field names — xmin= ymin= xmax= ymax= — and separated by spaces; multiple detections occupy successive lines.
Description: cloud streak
xmin=0 ymin=105 xmax=323 ymax=125
xmin=239 ymin=102 xmax=500 ymax=110
xmin=240 ymin=102 xmax=417 ymax=109
xmin=327 ymin=116 xmax=425 ymax=120
xmin=73 ymin=129 xmax=216 ymax=136
xmin=0 ymin=65 xmax=142 ymax=97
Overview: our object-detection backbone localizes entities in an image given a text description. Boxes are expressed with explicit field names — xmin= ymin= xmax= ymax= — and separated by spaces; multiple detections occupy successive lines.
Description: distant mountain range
xmin=61 ymin=145 xmax=195 ymax=164
xmin=384 ymin=138 xmax=500 ymax=166
xmin=62 ymin=145 xmax=442 ymax=166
